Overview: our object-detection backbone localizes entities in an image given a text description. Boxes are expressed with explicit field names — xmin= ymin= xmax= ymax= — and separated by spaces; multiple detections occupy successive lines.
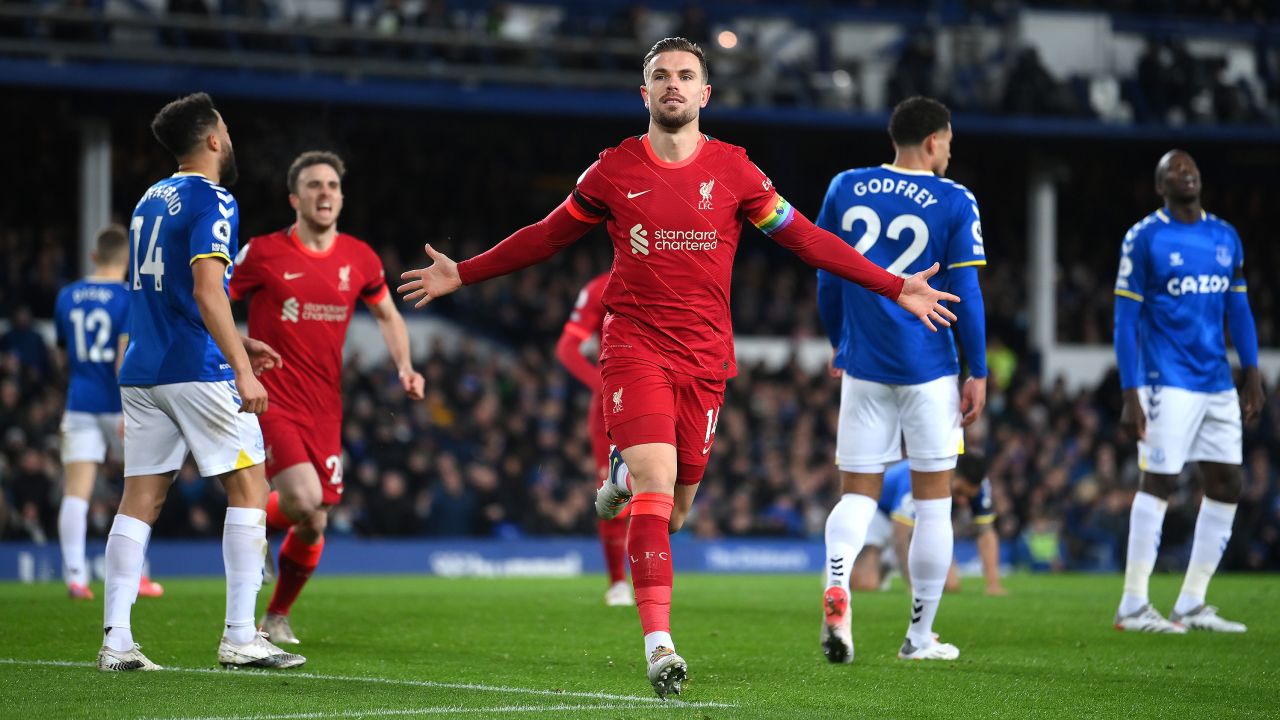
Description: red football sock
xmin=265 ymin=491 xmax=292 ymax=534
xmin=598 ymin=517 xmax=629 ymax=583
xmin=266 ymin=529 xmax=324 ymax=617
xmin=628 ymin=493 xmax=675 ymax=636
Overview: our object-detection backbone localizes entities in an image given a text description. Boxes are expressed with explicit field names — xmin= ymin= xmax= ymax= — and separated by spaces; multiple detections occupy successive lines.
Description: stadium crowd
xmin=3 ymin=244 xmax=1280 ymax=572
xmin=11 ymin=0 xmax=1280 ymax=124
xmin=3 ymin=84 xmax=1279 ymax=572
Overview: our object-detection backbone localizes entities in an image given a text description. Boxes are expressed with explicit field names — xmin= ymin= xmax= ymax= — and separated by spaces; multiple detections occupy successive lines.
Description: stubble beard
xmin=651 ymin=103 xmax=697 ymax=130
xmin=219 ymin=146 xmax=239 ymax=187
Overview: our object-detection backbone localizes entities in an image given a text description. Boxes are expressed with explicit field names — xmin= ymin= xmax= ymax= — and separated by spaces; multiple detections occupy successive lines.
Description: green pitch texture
xmin=2 ymin=573 xmax=1277 ymax=719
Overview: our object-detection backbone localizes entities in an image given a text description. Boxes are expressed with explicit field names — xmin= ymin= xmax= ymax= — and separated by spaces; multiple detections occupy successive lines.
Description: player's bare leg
xmin=1169 ymin=462 xmax=1246 ymax=632
xmin=262 ymin=463 xmax=327 ymax=643
xmin=621 ymin=442 xmax=687 ymax=698
xmin=60 ymin=461 xmax=97 ymax=599
xmin=99 ymin=473 xmax=172 ymax=670
xmin=216 ymin=464 xmax=304 ymax=668
xmin=1115 ymin=471 xmax=1186 ymax=632
xmin=899 ymin=468 xmax=959 ymax=660
xmin=821 ymin=471 xmax=880 ymax=663
xmin=849 ymin=545 xmax=884 ymax=592
xmin=944 ymin=561 xmax=961 ymax=593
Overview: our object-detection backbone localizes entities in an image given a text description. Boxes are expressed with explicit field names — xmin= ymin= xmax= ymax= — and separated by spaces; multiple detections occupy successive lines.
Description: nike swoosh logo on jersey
xmin=283 ymin=272 xmax=305 ymax=280
xmin=627 ymin=189 xmax=652 ymax=199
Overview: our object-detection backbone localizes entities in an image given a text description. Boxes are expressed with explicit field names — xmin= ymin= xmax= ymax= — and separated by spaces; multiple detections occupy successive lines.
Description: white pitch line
xmin=0 ymin=658 xmax=733 ymax=709
xmin=142 ymin=703 xmax=659 ymax=720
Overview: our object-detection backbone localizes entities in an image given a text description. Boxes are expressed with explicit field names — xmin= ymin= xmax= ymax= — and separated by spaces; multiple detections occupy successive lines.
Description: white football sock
xmin=223 ymin=507 xmax=267 ymax=645
xmin=824 ymin=493 xmax=878 ymax=591
xmin=644 ymin=631 xmax=674 ymax=661
xmin=104 ymin=514 xmax=150 ymax=651
xmin=1174 ymin=498 xmax=1237 ymax=616
xmin=1120 ymin=492 xmax=1167 ymax=617
xmin=59 ymin=496 xmax=90 ymax=587
xmin=905 ymin=497 xmax=952 ymax=648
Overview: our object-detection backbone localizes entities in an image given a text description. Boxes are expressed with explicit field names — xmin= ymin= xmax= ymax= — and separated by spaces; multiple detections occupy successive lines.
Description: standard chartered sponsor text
xmin=301 ymin=302 xmax=350 ymax=322
xmin=653 ymin=228 xmax=719 ymax=251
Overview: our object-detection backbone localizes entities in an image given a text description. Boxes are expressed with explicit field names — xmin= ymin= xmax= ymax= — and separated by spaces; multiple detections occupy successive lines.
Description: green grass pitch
xmin=2 ymin=573 xmax=1277 ymax=719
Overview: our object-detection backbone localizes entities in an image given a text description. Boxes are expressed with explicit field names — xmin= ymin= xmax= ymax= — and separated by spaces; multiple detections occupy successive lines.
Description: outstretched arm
xmin=399 ymin=198 xmax=596 ymax=308
xmin=763 ymin=208 xmax=959 ymax=331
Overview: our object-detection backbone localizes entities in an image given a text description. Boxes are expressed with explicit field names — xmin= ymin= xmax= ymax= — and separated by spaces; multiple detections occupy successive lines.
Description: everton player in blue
xmin=1112 ymin=150 xmax=1259 ymax=634
xmin=55 ymin=225 xmax=164 ymax=601
xmin=815 ymin=97 xmax=987 ymax=663
xmin=98 ymin=93 xmax=303 ymax=671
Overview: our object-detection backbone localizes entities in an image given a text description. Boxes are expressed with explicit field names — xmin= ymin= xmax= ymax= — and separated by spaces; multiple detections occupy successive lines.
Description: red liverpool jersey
xmin=229 ymin=227 xmax=388 ymax=421
xmin=565 ymin=134 xmax=792 ymax=380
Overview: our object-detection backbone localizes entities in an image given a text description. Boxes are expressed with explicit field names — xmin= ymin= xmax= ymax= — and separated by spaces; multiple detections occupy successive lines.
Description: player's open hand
xmin=827 ymin=349 xmax=843 ymax=379
xmin=1120 ymin=389 xmax=1146 ymax=440
xmin=401 ymin=368 xmax=426 ymax=401
xmin=243 ymin=337 xmax=283 ymax=376
xmin=896 ymin=263 xmax=959 ymax=332
xmin=960 ymin=376 xmax=987 ymax=427
xmin=398 ymin=244 xmax=462 ymax=308
xmin=236 ymin=373 xmax=268 ymax=415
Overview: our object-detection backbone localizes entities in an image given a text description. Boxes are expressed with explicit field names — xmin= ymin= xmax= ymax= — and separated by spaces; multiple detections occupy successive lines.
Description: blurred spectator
xmin=1 ymin=307 xmax=51 ymax=383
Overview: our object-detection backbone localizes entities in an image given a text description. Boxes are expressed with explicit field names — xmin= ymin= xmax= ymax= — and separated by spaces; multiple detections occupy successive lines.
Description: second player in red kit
xmin=556 ymin=272 xmax=633 ymax=606
xmin=231 ymin=151 xmax=424 ymax=644
xmin=398 ymin=38 xmax=959 ymax=697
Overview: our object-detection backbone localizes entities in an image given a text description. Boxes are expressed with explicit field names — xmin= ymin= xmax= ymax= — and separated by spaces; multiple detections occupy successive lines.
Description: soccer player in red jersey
xmin=398 ymin=38 xmax=959 ymax=698
xmin=230 ymin=151 xmax=425 ymax=644
xmin=556 ymin=271 xmax=633 ymax=607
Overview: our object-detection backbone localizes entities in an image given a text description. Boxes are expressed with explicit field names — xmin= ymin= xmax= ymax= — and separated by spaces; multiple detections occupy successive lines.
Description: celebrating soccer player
xmin=1111 ymin=150 xmax=1259 ymax=634
xmin=814 ymin=96 xmax=987 ymax=664
xmin=230 ymin=151 xmax=425 ymax=644
xmin=398 ymin=38 xmax=959 ymax=697
xmin=555 ymin=271 xmax=632 ymax=607
xmin=55 ymin=224 xmax=163 ymax=601
xmin=98 ymin=93 xmax=303 ymax=671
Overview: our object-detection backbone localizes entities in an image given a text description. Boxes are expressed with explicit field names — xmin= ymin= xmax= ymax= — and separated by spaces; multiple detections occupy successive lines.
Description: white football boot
xmin=1114 ymin=604 xmax=1187 ymax=634
xmin=218 ymin=632 xmax=306 ymax=668
xmin=604 ymin=580 xmax=634 ymax=607
xmin=1170 ymin=605 xmax=1246 ymax=633
xmin=260 ymin=612 xmax=301 ymax=644
xmin=97 ymin=643 xmax=162 ymax=671
xmin=821 ymin=586 xmax=853 ymax=664
xmin=647 ymin=646 xmax=687 ymax=699
xmin=595 ymin=446 xmax=632 ymax=520
xmin=897 ymin=636 xmax=960 ymax=660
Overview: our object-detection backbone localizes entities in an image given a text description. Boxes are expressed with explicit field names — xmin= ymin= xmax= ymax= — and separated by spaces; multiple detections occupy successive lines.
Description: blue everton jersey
xmin=55 ymin=279 xmax=129 ymax=413
xmin=1114 ymin=209 xmax=1246 ymax=393
xmin=817 ymin=165 xmax=986 ymax=384
xmin=119 ymin=173 xmax=239 ymax=386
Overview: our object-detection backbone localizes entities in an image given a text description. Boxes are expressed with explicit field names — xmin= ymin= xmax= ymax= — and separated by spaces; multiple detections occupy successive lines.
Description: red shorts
xmin=600 ymin=357 xmax=725 ymax=486
xmin=261 ymin=411 xmax=344 ymax=506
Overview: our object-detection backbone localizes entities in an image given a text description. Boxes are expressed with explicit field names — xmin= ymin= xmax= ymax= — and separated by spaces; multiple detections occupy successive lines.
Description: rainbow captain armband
xmin=751 ymin=194 xmax=795 ymax=236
